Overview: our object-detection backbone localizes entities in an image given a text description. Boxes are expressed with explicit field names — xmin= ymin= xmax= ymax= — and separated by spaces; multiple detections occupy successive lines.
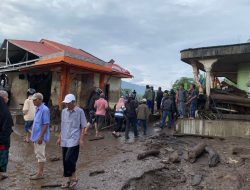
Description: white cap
xmin=62 ymin=94 xmax=76 ymax=103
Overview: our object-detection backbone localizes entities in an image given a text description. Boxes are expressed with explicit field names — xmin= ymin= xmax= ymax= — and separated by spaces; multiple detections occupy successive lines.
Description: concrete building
xmin=0 ymin=39 xmax=132 ymax=110
xmin=177 ymin=42 xmax=250 ymax=138
xmin=181 ymin=42 xmax=250 ymax=97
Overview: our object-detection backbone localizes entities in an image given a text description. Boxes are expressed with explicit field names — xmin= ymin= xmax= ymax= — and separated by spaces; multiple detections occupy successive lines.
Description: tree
xmin=121 ymin=88 xmax=132 ymax=97
xmin=172 ymin=77 xmax=195 ymax=90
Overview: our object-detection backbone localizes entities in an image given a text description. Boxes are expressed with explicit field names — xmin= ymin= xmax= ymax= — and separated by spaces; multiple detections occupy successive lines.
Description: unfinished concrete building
xmin=178 ymin=42 xmax=250 ymax=138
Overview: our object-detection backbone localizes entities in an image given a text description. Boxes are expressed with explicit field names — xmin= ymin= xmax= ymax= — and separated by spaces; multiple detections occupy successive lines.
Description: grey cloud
xmin=1 ymin=0 xmax=250 ymax=88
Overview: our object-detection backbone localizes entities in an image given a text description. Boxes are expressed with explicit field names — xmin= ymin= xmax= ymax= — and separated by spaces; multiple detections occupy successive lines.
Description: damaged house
xmin=178 ymin=42 xmax=250 ymax=138
xmin=0 ymin=39 xmax=132 ymax=112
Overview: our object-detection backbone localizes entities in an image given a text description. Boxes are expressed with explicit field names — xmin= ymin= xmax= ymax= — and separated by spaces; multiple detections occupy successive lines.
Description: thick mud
xmin=2 ymin=123 xmax=250 ymax=190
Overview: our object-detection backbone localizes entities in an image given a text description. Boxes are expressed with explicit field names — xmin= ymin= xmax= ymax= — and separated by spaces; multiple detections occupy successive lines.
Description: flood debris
xmin=191 ymin=174 xmax=203 ymax=186
xmin=88 ymin=136 xmax=105 ymax=141
xmin=232 ymin=147 xmax=250 ymax=155
xmin=137 ymin=150 xmax=160 ymax=160
xmin=173 ymin=133 xmax=225 ymax=141
xmin=205 ymin=146 xmax=220 ymax=167
xmin=89 ymin=169 xmax=105 ymax=176
xmin=41 ymin=184 xmax=61 ymax=188
xmin=188 ymin=143 xmax=206 ymax=163
xmin=169 ymin=150 xmax=181 ymax=163
xmin=49 ymin=156 xmax=60 ymax=162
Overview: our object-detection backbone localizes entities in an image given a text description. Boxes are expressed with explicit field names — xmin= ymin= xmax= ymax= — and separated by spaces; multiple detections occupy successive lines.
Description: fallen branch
xmin=89 ymin=170 xmax=105 ymax=176
xmin=88 ymin=136 xmax=105 ymax=141
xmin=41 ymin=184 xmax=61 ymax=188
xmin=205 ymin=146 xmax=220 ymax=167
xmin=137 ymin=150 xmax=160 ymax=160
xmin=188 ymin=143 xmax=206 ymax=163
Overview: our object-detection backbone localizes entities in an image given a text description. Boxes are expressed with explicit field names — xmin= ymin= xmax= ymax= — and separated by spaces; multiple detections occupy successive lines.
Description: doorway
xmin=28 ymin=72 xmax=52 ymax=106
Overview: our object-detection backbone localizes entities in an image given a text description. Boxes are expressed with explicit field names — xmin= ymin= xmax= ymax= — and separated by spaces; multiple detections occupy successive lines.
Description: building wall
xmin=50 ymin=72 xmax=60 ymax=107
xmin=237 ymin=63 xmax=250 ymax=92
xmin=105 ymin=76 xmax=121 ymax=108
xmin=94 ymin=73 xmax=100 ymax=88
xmin=8 ymin=72 xmax=28 ymax=109
xmin=79 ymin=74 xmax=94 ymax=108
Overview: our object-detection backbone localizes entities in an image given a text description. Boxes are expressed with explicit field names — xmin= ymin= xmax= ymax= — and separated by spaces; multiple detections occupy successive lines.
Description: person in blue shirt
xmin=30 ymin=93 xmax=50 ymax=180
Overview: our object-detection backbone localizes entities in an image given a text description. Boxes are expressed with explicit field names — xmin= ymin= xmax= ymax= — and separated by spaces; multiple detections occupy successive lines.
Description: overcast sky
xmin=1 ymin=0 xmax=250 ymax=90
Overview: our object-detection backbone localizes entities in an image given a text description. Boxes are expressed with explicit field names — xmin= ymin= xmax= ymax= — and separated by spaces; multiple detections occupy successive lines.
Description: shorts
xmin=34 ymin=141 xmax=46 ymax=162
xmin=24 ymin=120 xmax=33 ymax=132
xmin=96 ymin=115 xmax=105 ymax=130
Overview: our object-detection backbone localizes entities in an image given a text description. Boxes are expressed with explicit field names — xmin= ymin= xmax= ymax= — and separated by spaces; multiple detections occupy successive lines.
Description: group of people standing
xmin=158 ymin=83 xmax=198 ymax=129
xmin=112 ymin=95 xmax=150 ymax=139
xmin=0 ymin=83 xmax=198 ymax=187
xmin=0 ymin=89 xmax=87 ymax=188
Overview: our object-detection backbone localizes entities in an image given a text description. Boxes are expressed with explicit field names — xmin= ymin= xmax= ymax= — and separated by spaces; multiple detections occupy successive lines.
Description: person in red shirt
xmin=94 ymin=93 xmax=108 ymax=137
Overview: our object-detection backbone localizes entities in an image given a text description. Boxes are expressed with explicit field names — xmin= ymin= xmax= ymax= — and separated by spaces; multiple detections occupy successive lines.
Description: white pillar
xmin=199 ymin=59 xmax=217 ymax=97
xmin=190 ymin=60 xmax=201 ymax=86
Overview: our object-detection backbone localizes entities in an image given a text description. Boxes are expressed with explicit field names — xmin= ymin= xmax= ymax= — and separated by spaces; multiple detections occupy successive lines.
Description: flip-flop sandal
xmin=69 ymin=179 xmax=78 ymax=188
xmin=0 ymin=175 xmax=8 ymax=180
xmin=30 ymin=174 xmax=44 ymax=180
xmin=112 ymin=132 xmax=118 ymax=138
xmin=29 ymin=172 xmax=37 ymax=176
xmin=61 ymin=181 xmax=70 ymax=188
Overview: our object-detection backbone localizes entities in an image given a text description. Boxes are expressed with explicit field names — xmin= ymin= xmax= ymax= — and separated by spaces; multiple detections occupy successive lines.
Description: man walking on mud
xmin=57 ymin=94 xmax=87 ymax=188
xmin=30 ymin=93 xmax=50 ymax=180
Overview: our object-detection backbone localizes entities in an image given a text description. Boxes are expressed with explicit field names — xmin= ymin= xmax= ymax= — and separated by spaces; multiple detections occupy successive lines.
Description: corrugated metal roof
xmin=9 ymin=39 xmax=59 ymax=56
xmin=3 ymin=38 xmax=132 ymax=78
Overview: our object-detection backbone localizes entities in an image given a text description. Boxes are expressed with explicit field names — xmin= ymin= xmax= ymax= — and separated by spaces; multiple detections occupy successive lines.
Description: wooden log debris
xmin=188 ymin=143 xmax=206 ymax=163
xmin=137 ymin=150 xmax=160 ymax=160
xmin=41 ymin=184 xmax=61 ymax=188
xmin=205 ymin=146 xmax=220 ymax=167
xmin=169 ymin=151 xmax=180 ymax=163
xmin=89 ymin=170 xmax=105 ymax=176
xmin=232 ymin=147 xmax=250 ymax=155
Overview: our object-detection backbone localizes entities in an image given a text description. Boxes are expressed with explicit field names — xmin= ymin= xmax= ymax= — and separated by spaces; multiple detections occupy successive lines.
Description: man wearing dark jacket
xmin=156 ymin=87 xmax=163 ymax=111
xmin=125 ymin=94 xmax=138 ymax=139
xmin=160 ymin=93 xmax=174 ymax=129
xmin=0 ymin=90 xmax=13 ymax=180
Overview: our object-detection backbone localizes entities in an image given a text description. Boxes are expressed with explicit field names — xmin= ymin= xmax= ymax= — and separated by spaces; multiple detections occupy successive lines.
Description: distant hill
xmin=121 ymin=81 xmax=145 ymax=95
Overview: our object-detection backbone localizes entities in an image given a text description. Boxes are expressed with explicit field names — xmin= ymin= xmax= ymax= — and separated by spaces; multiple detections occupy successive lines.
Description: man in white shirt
xmin=57 ymin=94 xmax=87 ymax=188
xmin=22 ymin=88 xmax=36 ymax=143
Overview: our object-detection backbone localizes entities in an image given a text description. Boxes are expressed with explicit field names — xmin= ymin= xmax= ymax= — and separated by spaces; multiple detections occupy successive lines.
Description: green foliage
xmin=121 ymin=88 xmax=132 ymax=96
xmin=172 ymin=77 xmax=195 ymax=90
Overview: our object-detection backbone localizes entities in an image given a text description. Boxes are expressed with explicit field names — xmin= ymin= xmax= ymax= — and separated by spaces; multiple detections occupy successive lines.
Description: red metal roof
xmin=7 ymin=38 xmax=132 ymax=78
xmin=9 ymin=39 xmax=59 ymax=56
xmin=40 ymin=39 xmax=104 ymax=61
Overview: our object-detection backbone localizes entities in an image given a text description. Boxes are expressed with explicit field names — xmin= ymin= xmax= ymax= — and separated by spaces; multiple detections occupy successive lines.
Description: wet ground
xmin=2 ymin=121 xmax=250 ymax=190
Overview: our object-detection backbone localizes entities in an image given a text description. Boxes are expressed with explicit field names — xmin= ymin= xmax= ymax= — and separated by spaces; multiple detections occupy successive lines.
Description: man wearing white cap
xmin=57 ymin=94 xmax=87 ymax=188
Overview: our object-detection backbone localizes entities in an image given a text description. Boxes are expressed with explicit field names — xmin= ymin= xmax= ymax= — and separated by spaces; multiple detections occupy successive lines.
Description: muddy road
xmin=2 ymin=123 xmax=250 ymax=190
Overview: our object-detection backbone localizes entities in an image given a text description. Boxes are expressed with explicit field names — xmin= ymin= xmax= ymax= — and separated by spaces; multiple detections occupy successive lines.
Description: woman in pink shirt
xmin=94 ymin=93 xmax=108 ymax=137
